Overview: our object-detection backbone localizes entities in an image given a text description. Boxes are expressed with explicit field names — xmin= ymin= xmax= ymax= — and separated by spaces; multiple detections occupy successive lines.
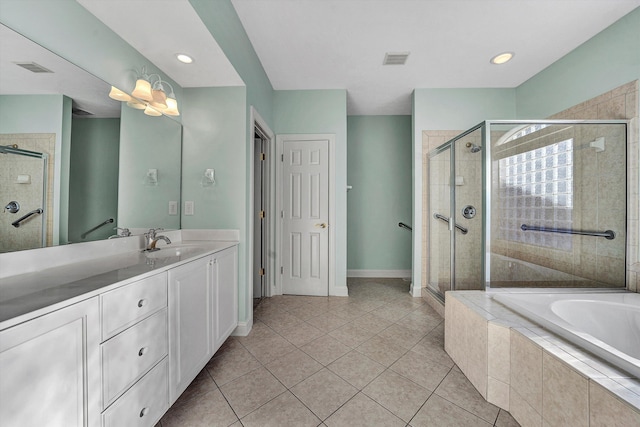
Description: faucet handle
xmin=115 ymin=227 xmax=131 ymax=237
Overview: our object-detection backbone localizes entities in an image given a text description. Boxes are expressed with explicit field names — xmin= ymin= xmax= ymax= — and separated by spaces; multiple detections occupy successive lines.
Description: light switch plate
xmin=168 ymin=201 xmax=178 ymax=215
xmin=184 ymin=201 xmax=194 ymax=216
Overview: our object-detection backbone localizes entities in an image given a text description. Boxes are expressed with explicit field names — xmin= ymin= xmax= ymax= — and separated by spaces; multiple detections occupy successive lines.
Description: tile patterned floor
xmin=159 ymin=278 xmax=520 ymax=426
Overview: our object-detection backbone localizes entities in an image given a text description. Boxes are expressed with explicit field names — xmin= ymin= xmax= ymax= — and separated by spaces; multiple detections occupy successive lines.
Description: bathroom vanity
xmin=0 ymin=230 xmax=239 ymax=427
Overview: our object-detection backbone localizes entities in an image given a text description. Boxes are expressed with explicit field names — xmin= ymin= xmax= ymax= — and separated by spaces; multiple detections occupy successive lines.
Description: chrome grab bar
xmin=398 ymin=222 xmax=412 ymax=232
xmin=11 ymin=208 xmax=43 ymax=228
xmin=433 ymin=213 xmax=468 ymax=234
xmin=81 ymin=218 xmax=114 ymax=239
xmin=520 ymin=224 xmax=615 ymax=240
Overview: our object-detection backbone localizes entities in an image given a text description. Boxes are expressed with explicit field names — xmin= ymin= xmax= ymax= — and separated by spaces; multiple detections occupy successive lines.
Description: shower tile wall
xmin=547 ymin=80 xmax=638 ymax=291
xmin=490 ymin=123 xmax=627 ymax=287
xmin=0 ymin=134 xmax=55 ymax=252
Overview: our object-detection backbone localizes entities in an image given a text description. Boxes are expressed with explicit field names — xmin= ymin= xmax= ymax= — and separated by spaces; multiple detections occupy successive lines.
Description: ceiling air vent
xmin=383 ymin=52 xmax=410 ymax=65
xmin=14 ymin=62 xmax=54 ymax=73
xmin=72 ymin=107 xmax=94 ymax=116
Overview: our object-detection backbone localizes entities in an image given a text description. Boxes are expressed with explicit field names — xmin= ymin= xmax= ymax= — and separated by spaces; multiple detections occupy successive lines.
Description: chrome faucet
xmin=144 ymin=228 xmax=172 ymax=251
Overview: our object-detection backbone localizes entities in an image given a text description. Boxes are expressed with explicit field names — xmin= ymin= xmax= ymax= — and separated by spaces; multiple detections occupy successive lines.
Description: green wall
xmin=68 ymin=118 xmax=120 ymax=243
xmin=347 ymin=116 xmax=412 ymax=271
xmin=0 ymin=94 xmax=71 ymax=245
xmin=516 ymin=7 xmax=640 ymax=118
xmin=180 ymin=86 xmax=249 ymax=319
xmin=274 ymin=89 xmax=348 ymax=292
xmin=189 ymin=0 xmax=273 ymax=127
xmin=118 ymin=107 xmax=182 ymax=230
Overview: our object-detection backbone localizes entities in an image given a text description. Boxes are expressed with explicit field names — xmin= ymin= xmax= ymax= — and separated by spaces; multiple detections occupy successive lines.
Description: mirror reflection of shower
xmin=0 ymin=143 xmax=48 ymax=253
xmin=466 ymin=142 xmax=482 ymax=153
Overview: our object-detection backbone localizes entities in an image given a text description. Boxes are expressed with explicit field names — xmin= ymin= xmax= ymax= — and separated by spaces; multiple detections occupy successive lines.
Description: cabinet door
xmin=213 ymin=246 xmax=238 ymax=351
xmin=168 ymin=256 xmax=213 ymax=404
xmin=0 ymin=298 xmax=100 ymax=427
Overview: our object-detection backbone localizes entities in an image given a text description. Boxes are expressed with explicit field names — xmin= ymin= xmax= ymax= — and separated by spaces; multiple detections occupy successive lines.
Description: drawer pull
xmin=139 ymin=407 xmax=148 ymax=418
xmin=137 ymin=299 xmax=146 ymax=308
xmin=138 ymin=347 xmax=147 ymax=357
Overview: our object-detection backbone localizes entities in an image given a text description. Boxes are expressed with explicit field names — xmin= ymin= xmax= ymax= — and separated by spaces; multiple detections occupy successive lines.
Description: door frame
xmin=249 ymin=107 xmax=275 ymax=304
xmin=275 ymin=134 xmax=336 ymax=296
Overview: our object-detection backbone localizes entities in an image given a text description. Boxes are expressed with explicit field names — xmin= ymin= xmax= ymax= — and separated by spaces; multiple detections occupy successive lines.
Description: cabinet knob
xmin=139 ymin=407 xmax=148 ymax=418
xmin=137 ymin=299 xmax=146 ymax=308
xmin=138 ymin=347 xmax=147 ymax=357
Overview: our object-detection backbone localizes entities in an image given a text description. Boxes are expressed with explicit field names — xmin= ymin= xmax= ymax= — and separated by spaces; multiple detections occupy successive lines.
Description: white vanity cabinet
xmin=213 ymin=245 xmax=238 ymax=350
xmin=168 ymin=255 xmax=214 ymax=403
xmin=99 ymin=272 xmax=169 ymax=427
xmin=168 ymin=245 xmax=238 ymax=404
xmin=0 ymin=297 xmax=101 ymax=427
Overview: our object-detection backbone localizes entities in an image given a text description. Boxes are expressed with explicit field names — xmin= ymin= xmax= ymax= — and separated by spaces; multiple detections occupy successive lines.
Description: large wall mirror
xmin=0 ymin=24 xmax=182 ymax=253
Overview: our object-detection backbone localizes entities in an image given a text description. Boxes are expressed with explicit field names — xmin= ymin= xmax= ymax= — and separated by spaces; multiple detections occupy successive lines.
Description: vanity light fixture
xmin=176 ymin=53 xmax=194 ymax=64
xmin=108 ymin=66 xmax=180 ymax=117
xmin=490 ymin=52 xmax=514 ymax=65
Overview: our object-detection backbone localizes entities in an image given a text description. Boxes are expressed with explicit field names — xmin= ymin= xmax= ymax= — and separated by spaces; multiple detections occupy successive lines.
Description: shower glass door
xmin=486 ymin=121 xmax=627 ymax=288
xmin=428 ymin=145 xmax=451 ymax=297
xmin=453 ymin=129 xmax=483 ymax=290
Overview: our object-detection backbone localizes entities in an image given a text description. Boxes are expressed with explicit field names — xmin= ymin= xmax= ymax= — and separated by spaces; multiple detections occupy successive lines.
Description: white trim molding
xmin=347 ymin=269 xmax=412 ymax=279
xmin=231 ymin=318 xmax=253 ymax=337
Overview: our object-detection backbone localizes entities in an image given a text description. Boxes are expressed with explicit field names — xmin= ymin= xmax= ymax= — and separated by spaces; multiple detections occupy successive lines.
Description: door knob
xmin=315 ymin=223 xmax=328 ymax=229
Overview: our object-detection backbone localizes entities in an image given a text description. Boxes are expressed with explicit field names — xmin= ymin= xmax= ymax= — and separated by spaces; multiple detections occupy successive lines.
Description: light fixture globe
xmin=144 ymin=104 xmax=162 ymax=116
xmin=126 ymin=100 xmax=146 ymax=110
xmin=164 ymin=97 xmax=180 ymax=116
xmin=108 ymin=86 xmax=132 ymax=102
xmin=150 ymin=88 xmax=168 ymax=110
xmin=132 ymin=78 xmax=153 ymax=101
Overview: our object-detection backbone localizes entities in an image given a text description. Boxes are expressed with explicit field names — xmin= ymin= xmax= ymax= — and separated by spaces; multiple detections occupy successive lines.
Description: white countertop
xmin=0 ymin=230 xmax=239 ymax=329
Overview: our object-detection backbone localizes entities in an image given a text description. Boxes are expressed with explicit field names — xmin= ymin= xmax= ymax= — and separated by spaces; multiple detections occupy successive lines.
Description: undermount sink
xmin=143 ymin=245 xmax=205 ymax=259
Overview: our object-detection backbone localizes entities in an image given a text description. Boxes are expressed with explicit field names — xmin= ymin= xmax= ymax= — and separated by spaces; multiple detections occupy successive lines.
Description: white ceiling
xmin=3 ymin=1 xmax=638 ymax=118
xmin=231 ymin=0 xmax=640 ymax=115
xmin=77 ymin=0 xmax=244 ymax=88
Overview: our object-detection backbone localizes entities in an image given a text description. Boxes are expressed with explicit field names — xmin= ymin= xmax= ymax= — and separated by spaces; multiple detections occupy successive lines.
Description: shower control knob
xmin=4 ymin=201 xmax=20 ymax=213
xmin=462 ymin=205 xmax=476 ymax=219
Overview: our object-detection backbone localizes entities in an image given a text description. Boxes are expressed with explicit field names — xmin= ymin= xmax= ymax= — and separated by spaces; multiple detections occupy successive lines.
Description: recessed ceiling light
xmin=490 ymin=52 xmax=514 ymax=65
xmin=176 ymin=54 xmax=194 ymax=64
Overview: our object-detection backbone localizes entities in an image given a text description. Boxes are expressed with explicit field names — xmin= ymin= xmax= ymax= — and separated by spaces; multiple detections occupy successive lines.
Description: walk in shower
xmin=427 ymin=120 xmax=627 ymax=300
xmin=0 ymin=144 xmax=48 ymax=253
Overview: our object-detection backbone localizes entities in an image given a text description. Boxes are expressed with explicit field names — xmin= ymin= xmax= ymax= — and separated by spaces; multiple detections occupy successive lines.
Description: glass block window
xmin=498 ymin=139 xmax=573 ymax=250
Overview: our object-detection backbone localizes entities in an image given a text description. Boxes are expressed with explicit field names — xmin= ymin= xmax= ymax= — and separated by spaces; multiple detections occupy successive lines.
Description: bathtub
xmin=492 ymin=292 xmax=640 ymax=378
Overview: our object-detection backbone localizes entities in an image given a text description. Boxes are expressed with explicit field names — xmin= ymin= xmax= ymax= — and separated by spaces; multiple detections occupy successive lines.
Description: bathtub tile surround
xmin=445 ymin=291 xmax=640 ymax=426
xmin=160 ymin=279 xmax=519 ymax=426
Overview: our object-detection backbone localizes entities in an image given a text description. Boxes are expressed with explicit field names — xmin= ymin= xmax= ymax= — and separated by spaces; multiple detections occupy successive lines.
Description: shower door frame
xmin=428 ymin=122 xmax=486 ymax=302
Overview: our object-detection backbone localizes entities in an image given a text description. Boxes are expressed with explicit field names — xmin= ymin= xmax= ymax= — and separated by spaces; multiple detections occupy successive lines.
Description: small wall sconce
xmin=202 ymin=168 xmax=216 ymax=187
xmin=146 ymin=168 xmax=158 ymax=186
xmin=109 ymin=66 xmax=180 ymax=117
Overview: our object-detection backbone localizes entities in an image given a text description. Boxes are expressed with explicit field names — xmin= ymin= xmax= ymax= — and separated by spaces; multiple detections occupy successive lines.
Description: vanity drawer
xmin=102 ymin=358 xmax=168 ymax=427
xmin=101 ymin=272 xmax=167 ymax=340
xmin=102 ymin=309 xmax=168 ymax=408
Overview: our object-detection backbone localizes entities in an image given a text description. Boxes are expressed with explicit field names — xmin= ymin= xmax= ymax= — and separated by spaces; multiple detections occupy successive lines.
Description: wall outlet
xmin=184 ymin=201 xmax=194 ymax=216
xmin=168 ymin=201 xmax=178 ymax=215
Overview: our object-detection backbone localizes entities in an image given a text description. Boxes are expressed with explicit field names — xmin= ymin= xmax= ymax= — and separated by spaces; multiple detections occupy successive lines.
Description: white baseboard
xmin=231 ymin=318 xmax=253 ymax=337
xmin=347 ymin=269 xmax=411 ymax=279
xmin=330 ymin=287 xmax=349 ymax=297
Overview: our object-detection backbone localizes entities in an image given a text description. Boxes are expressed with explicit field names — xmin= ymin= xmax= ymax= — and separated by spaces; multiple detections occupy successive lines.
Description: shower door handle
xmin=433 ymin=213 xmax=468 ymax=234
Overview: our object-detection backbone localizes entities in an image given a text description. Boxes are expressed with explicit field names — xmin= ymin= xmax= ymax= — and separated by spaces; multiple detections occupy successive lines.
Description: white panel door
xmin=282 ymin=139 xmax=329 ymax=296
